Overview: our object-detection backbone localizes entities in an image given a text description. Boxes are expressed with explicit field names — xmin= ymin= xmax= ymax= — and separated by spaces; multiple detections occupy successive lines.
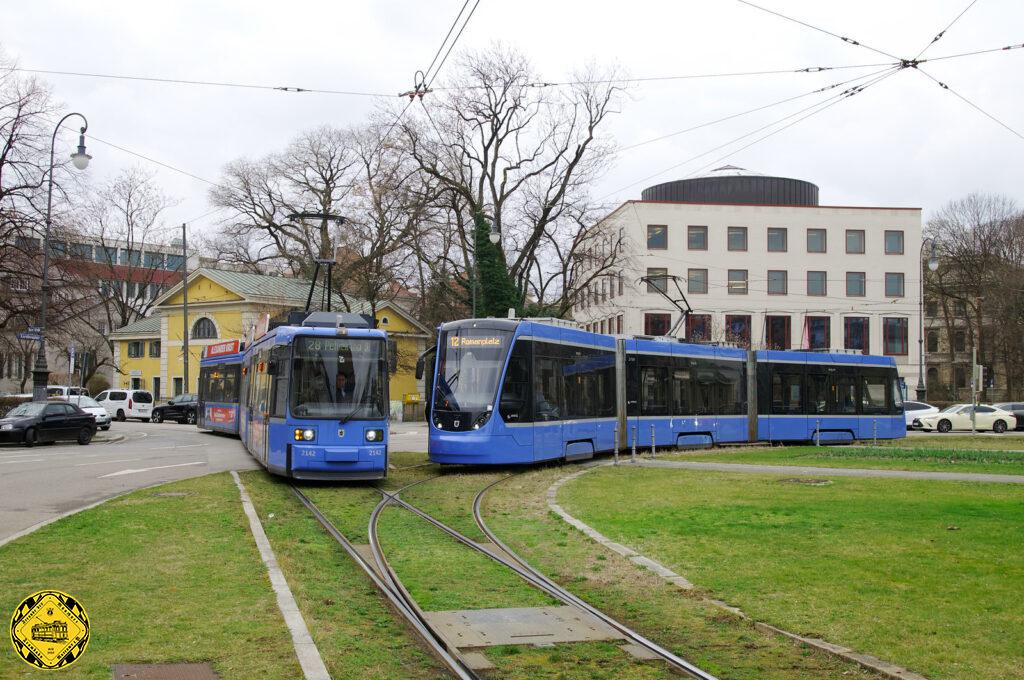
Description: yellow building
xmin=110 ymin=268 xmax=431 ymax=416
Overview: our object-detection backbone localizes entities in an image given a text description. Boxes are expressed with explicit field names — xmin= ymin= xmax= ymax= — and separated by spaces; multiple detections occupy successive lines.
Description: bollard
xmin=613 ymin=424 xmax=619 ymax=465
xmin=631 ymin=425 xmax=637 ymax=464
xmin=872 ymin=419 xmax=877 ymax=448
xmin=815 ymin=418 xmax=821 ymax=447
xmin=650 ymin=423 xmax=656 ymax=459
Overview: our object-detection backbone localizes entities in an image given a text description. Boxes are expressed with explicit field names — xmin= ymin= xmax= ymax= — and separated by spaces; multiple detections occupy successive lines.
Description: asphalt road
xmin=0 ymin=420 xmax=259 ymax=545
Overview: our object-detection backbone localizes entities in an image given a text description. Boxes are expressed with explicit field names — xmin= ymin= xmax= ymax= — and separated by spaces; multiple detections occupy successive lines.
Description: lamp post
xmin=916 ymin=238 xmax=939 ymax=401
xmin=32 ymin=113 xmax=91 ymax=402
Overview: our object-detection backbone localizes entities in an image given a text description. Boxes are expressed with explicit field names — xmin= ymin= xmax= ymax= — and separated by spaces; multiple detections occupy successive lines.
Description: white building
xmin=576 ymin=166 xmax=923 ymax=389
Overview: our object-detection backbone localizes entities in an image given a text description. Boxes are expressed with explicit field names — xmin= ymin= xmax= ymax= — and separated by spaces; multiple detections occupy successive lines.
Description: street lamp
xmin=916 ymin=238 xmax=939 ymax=401
xmin=32 ymin=113 xmax=90 ymax=402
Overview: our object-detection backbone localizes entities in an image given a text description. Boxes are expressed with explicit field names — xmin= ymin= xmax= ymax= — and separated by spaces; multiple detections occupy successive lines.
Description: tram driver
xmin=335 ymin=371 xmax=355 ymax=401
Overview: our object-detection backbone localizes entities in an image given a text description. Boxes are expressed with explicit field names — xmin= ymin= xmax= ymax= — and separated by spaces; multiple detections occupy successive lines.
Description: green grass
xmin=891 ymin=434 xmax=1024 ymax=450
xmin=239 ymin=471 xmax=446 ymax=679
xmin=559 ymin=466 xmax=1024 ymax=680
xmin=0 ymin=473 xmax=301 ymax=679
xmin=662 ymin=443 xmax=1024 ymax=475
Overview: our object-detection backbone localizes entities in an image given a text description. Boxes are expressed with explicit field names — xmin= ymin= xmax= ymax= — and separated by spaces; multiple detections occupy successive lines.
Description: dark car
xmin=993 ymin=403 xmax=1024 ymax=430
xmin=151 ymin=393 xmax=198 ymax=424
xmin=0 ymin=401 xmax=97 ymax=446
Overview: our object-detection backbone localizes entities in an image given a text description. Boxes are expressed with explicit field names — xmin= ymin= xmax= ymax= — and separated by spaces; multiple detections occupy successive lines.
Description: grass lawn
xmin=663 ymin=443 xmax=1024 ymax=475
xmin=0 ymin=473 xmax=301 ymax=679
xmin=558 ymin=466 xmax=1024 ymax=680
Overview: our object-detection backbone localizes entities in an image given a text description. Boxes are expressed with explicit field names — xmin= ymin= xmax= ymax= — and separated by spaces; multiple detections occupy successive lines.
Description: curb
xmin=546 ymin=463 xmax=928 ymax=680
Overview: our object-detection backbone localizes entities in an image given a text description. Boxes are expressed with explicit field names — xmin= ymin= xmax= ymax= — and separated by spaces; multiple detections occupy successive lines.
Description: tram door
xmin=532 ymin=350 xmax=563 ymax=462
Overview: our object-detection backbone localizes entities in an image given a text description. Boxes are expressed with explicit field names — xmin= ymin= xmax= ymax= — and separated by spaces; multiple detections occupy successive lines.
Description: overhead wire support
xmin=916 ymin=68 xmax=1024 ymax=141
xmin=913 ymin=0 xmax=981 ymax=60
xmin=735 ymin=0 xmax=903 ymax=61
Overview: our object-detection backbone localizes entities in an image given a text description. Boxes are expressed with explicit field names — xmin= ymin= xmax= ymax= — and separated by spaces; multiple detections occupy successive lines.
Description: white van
xmin=94 ymin=389 xmax=154 ymax=421
xmin=46 ymin=385 xmax=90 ymax=398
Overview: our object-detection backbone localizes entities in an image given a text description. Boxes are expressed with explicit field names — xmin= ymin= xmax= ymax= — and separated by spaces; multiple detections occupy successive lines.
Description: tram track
xmin=293 ymin=467 xmax=719 ymax=679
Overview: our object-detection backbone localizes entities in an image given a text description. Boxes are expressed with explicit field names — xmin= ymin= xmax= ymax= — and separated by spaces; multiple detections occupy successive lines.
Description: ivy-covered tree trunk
xmin=474 ymin=212 xmax=520 ymax=318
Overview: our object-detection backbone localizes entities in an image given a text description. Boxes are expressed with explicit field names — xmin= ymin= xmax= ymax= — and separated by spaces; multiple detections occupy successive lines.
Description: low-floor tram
xmin=198 ymin=340 xmax=245 ymax=435
xmin=419 ymin=318 xmax=905 ymax=465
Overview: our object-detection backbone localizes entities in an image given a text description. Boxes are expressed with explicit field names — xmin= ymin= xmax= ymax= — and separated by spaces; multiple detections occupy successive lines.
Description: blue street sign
xmin=27 ymin=326 xmax=42 ymax=334
xmin=17 ymin=332 xmax=42 ymax=342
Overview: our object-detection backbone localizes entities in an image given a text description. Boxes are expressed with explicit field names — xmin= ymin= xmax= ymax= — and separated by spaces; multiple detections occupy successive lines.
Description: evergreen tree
xmin=473 ymin=212 xmax=520 ymax=317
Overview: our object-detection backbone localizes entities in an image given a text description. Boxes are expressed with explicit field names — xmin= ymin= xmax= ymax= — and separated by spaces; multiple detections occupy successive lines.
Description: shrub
xmin=87 ymin=375 xmax=111 ymax=395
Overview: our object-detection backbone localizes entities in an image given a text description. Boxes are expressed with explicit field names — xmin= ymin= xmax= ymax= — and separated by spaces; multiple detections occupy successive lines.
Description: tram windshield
xmin=290 ymin=336 xmax=386 ymax=420
xmin=433 ymin=329 xmax=512 ymax=414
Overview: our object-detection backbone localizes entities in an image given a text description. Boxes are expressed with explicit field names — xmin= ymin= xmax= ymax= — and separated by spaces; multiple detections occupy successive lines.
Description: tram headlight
xmin=294 ymin=428 xmax=316 ymax=442
xmin=365 ymin=428 xmax=384 ymax=442
xmin=471 ymin=412 xmax=490 ymax=430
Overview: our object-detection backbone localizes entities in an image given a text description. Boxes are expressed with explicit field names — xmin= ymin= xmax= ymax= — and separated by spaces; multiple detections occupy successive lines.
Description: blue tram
xmin=198 ymin=340 xmax=245 ymax=435
xmin=234 ymin=311 xmax=390 ymax=480
xmin=421 ymin=318 xmax=905 ymax=465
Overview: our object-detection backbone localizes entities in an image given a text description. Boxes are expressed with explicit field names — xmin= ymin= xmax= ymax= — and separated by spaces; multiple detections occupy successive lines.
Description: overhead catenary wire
xmin=735 ymin=0 xmax=903 ymax=61
xmin=920 ymin=42 xmax=1024 ymax=64
xmin=916 ymin=67 xmax=1024 ymax=141
xmin=425 ymin=0 xmax=481 ymax=90
xmin=421 ymin=0 xmax=471 ymax=85
xmin=913 ymin=0 xmax=981 ymax=60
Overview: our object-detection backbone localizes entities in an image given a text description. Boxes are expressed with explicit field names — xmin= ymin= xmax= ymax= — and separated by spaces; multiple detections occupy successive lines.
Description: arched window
xmin=191 ymin=317 xmax=217 ymax=340
xmin=927 ymin=367 xmax=939 ymax=384
xmin=926 ymin=331 xmax=939 ymax=353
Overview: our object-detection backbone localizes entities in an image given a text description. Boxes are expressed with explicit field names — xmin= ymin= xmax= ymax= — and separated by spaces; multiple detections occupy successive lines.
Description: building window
xmin=954 ymin=300 xmax=967 ymax=317
xmin=954 ymin=365 xmax=968 ymax=388
xmin=166 ymin=254 xmax=184 ymax=271
xmin=617 ymin=272 xmax=624 ymax=296
xmin=927 ymin=331 xmax=939 ymax=353
xmin=727 ymin=226 xmax=747 ymax=251
xmin=844 ymin=317 xmax=869 ymax=354
xmin=725 ymin=315 xmax=751 ymax=348
xmin=687 ymin=314 xmax=711 ymax=342
xmin=99 ymin=246 xmax=118 ymax=264
xmin=646 ymin=225 xmax=668 ymax=250
xmin=927 ymin=366 xmax=939 ymax=384
xmin=805 ymin=317 xmax=830 ymax=350
xmin=925 ymin=300 xmax=938 ymax=317
xmin=143 ymin=251 xmax=165 ymax=269
xmin=120 ymin=249 xmax=142 ymax=266
xmin=885 ymin=272 xmax=905 ymax=297
xmin=765 ymin=315 xmax=790 ymax=350
xmin=883 ymin=318 xmax=908 ymax=355
xmin=148 ymin=341 xmax=161 ymax=358
xmin=687 ymin=225 xmax=708 ymax=250
xmin=884 ymin=230 xmax=904 ymax=254
xmin=687 ymin=268 xmax=708 ymax=294
xmin=846 ymin=271 xmax=866 ymax=297
xmin=644 ymin=313 xmax=671 ymax=336
xmin=806 ymin=229 xmax=827 ymax=253
xmin=646 ymin=268 xmax=668 ymax=293
xmin=51 ymin=241 xmax=67 ymax=259
xmin=767 ymin=270 xmax=788 ymax=295
xmin=70 ymin=242 xmax=93 ymax=260
xmin=727 ymin=269 xmax=748 ymax=295
xmin=616 ymin=315 xmax=623 ymax=334
xmin=953 ymin=330 xmax=966 ymax=352
xmin=846 ymin=229 xmax=865 ymax=254
xmin=767 ymin=228 xmax=787 ymax=252
xmin=149 ymin=283 xmax=163 ymax=299
xmin=807 ymin=271 xmax=827 ymax=296
xmin=127 ymin=341 xmax=144 ymax=358
xmin=191 ymin=317 xmax=218 ymax=340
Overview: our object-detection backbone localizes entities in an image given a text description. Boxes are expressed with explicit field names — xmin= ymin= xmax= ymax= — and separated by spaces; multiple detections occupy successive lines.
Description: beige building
xmin=576 ymin=166 xmax=923 ymax=390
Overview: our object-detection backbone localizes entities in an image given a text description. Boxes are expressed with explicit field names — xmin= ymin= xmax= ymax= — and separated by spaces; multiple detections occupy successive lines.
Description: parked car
xmin=915 ymin=404 xmax=1017 ymax=433
xmin=151 ymin=393 xmax=198 ymax=424
xmin=64 ymin=395 xmax=112 ymax=431
xmin=46 ymin=385 xmax=90 ymax=398
xmin=94 ymin=389 xmax=154 ymax=422
xmin=0 ymin=401 xmax=96 ymax=446
xmin=903 ymin=400 xmax=939 ymax=429
xmin=992 ymin=403 xmax=1024 ymax=430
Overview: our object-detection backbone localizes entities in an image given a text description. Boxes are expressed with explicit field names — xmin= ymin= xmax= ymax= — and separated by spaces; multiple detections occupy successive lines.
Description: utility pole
xmin=971 ymin=346 xmax=978 ymax=434
xmin=181 ymin=223 xmax=189 ymax=394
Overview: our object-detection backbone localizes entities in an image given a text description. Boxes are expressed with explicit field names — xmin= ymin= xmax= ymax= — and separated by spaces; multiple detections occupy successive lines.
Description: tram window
xmin=499 ymin=341 xmax=532 ymax=423
xmin=805 ymin=371 xmax=828 ymax=415
xmin=224 ymin=366 xmax=240 ymax=402
xmin=771 ymin=369 xmax=803 ymax=415
xmin=640 ymin=363 xmax=670 ymax=416
xmin=831 ymin=369 xmax=858 ymax=415
xmin=891 ymin=372 xmax=903 ymax=412
xmin=270 ymin=346 xmax=290 ymax=417
xmin=533 ymin=355 xmax=562 ymax=421
xmin=672 ymin=361 xmax=694 ymax=415
xmin=693 ymin=360 xmax=719 ymax=415
xmin=565 ymin=347 xmax=616 ymax=419
xmin=860 ymin=370 xmax=889 ymax=415
xmin=715 ymin=362 xmax=744 ymax=415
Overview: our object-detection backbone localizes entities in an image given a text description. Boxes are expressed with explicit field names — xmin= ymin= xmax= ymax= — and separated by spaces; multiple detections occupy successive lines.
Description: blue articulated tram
xmin=238 ymin=311 xmax=390 ymax=480
xmin=420 ymin=318 xmax=905 ymax=465
xmin=198 ymin=340 xmax=245 ymax=435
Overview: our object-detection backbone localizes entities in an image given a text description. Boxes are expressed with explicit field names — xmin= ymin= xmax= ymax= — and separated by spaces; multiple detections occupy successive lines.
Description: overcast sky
xmin=3 ymin=0 xmax=1022 ymax=242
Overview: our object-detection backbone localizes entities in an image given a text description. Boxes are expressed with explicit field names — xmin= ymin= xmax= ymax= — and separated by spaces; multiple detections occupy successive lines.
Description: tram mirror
xmin=267 ymin=358 xmax=279 ymax=375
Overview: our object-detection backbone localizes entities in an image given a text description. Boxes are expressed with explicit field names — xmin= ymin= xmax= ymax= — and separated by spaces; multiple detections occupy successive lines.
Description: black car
xmin=151 ymin=393 xmax=198 ymax=424
xmin=0 ymin=401 xmax=97 ymax=446
xmin=993 ymin=403 xmax=1024 ymax=430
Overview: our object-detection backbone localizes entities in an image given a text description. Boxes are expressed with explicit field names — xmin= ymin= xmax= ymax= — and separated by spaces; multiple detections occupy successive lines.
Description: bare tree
xmin=401 ymin=45 xmax=624 ymax=316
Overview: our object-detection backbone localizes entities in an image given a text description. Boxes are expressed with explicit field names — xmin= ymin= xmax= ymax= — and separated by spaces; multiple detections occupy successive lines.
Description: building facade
xmin=109 ymin=268 xmax=431 ymax=417
xmin=575 ymin=166 xmax=923 ymax=389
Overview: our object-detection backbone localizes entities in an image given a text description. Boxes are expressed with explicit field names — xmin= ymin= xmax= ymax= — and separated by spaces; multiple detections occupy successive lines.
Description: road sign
xmin=16 ymin=332 xmax=41 ymax=342
xmin=27 ymin=326 xmax=42 ymax=334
